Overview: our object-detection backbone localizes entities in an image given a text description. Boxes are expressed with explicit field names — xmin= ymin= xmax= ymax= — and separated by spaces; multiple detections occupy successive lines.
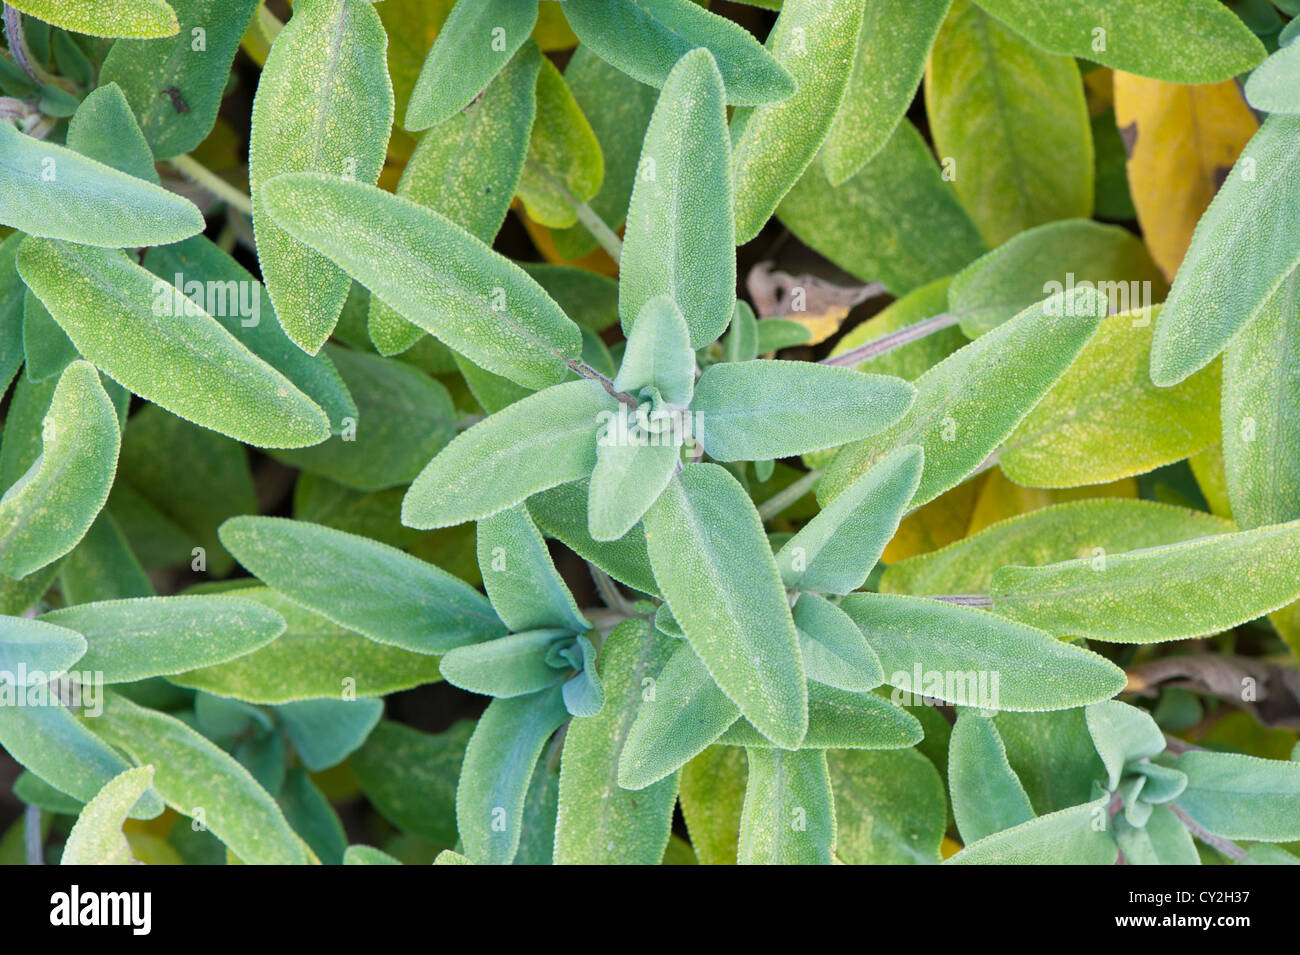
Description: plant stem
xmin=758 ymin=468 xmax=824 ymax=521
xmin=0 ymin=95 xmax=32 ymax=123
xmin=170 ymin=153 xmax=255 ymax=216
xmin=24 ymin=804 xmax=42 ymax=865
xmin=589 ymin=564 xmax=638 ymax=619
xmin=572 ymin=200 xmax=623 ymax=262
xmin=918 ymin=593 xmax=994 ymax=608
xmin=566 ymin=358 xmax=638 ymax=409
xmin=4 ymin=6 xmax=40 ymax=84
xmin=1169 ymin=804 xmax=1247 ymax=861
xmin=821 ymin=312 xmax=960 ymax=367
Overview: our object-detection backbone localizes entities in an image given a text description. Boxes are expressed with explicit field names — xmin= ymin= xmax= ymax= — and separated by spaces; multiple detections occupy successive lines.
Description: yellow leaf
xmin=1113 ymin=74 xmax=1257 ymax=282
xmin=378 ymin=0 xmax=458 ymax=163
xmin=533 ymin=2 xmax=578 ymax=51
xmin=1188 ymin=443 xmax=1233 ymax=520
xmin=1083 ymin=67 xmax=1113 ymax=118
xmin=881 ymin=474 xmax=986 ymax=563
xmin=966 ymin=468 xmax=1137 ymax=535
xmin=516 ymin=202 xmax=619 ymax=277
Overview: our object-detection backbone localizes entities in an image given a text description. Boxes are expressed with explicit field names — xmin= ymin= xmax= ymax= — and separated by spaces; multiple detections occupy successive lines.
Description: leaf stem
xmin=589 ymin=564 xmax=639 ymax=619
xmin=758 ymin=468 xmax=824 ymax=521
xmin=916 ymin=593 xmax=994 ymax=608
xmin=572 ymin=200 xmax=623 ymax=262
xmin=0 ymin=95 xmax=33 ymax=123
xmin=821 ymin=312 xmax=960 ymax=367
xmin=3 ymin=6 xmax=41 ymax=85
xmin=1169 ymin=804 xmax=1247 ymax=861
xmin=169 ymin=153 xmax=255 ymax=217
xmin=24 ymin=804 xmax=42 ymax=865
xmin=566 ymin=358 xmax=638 ymax=409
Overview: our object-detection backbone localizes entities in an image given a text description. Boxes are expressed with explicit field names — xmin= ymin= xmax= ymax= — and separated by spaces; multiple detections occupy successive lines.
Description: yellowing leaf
xmin=1112 ymin=74 xmax=1258 ymax=282
xmin=966 ymin=468 xmax=1137 ymax=535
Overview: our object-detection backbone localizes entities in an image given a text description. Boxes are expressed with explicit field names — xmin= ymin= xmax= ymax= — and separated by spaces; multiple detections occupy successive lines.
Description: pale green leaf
xmin=777 ymin=444 xmax=922 ymax=595
xmin=948 ymin=711 xmax=1034 ymax=844
xmin=528 ymin=480 xmax=660 ymax=596
xmin=143 ymin=238 xmax=358 ymax=434
xmin=344 ymin=845 xmax=402 ymax=865
xmin=1175 ymin=751 xmax=1300 ymax=842
xmin=260 ymin=173 xmax=583 ymax=388
xmin=1151 ymin=115 xmax=1300 ymax=386
xmin=6 ymin=0 xmax=178 ymax=38
xmin=456 ymin=688 xmax=568 ymax=865
xmin=275 ymin=697 xmax=382 ymax=772
xmin=717 ymin=682 xmax=921 ymax=750
xmin=619 ymin=48 xmax=734 ymax=349
xmin=692 ymin=360 xmax=915 ymax=462
xmin=220 ymin=516 xmax=504 ymax=655
xmin=731 ymin=0 xmax=867 ymax=243
xmin=248 ymin=0 xmax=393 ymax=353
xmin=945 ymin=796 xmax=1117 ymax=864
xmin=588 ymin=439 xmax=680 ymax=544
xmin=679 ymin=745 xmax=746 ymax=865
xmin=613 ymin=296 xmax=695 ymax=409
xmin=41 ymin=595 xmax=284 ymax=684
xmin=172 ymin=587 xmax=444 ymax=704
xmin=440 ymin=628 xmax=575 ymax=699
xmin=0 ymin=121 xmax=202 ymax=247
xmin=0 ymin=697 xmax=163 ymax=817
xmin=990 ymin=519 xmax=1300 ymax=643
xmin=738 ymin=748 xmax=835 ymax=865
xmin=477 ymin=505 xmax=588 ymax=633
xmin=643 ymin=463 xmax=807 ymax=748
xmin=792 ymin=593 xmax=884 ymax=693
xmin=93 ymin=691 xmax=314 ymax=864
xmin=17 ymin=239 xmax=330 ymax=449
xmin=64 ymin=82 xmax=159 ymax=183
xmin=403 ymin=379 xmax=617 ymax=529
xmin=948 ymin=218 xmax=1165 ymax=337
xmin=619 ymin=641 xmax=739 ymax=791
xmin=1245 ymin=40 xmax=1300 ymax=114
xmin=1222 ymin=267 xmax=1300 ymax=529
xmin=0 ymin=613 xmax=85 ymax=680
xmin=841 ymin=592 xmax=1127 ymax=711
xmin=975 ymin=0 xmax=1265 ymax=84
xmin=61 ymin=766 xmax=156 ymax=865
xmin=822 ymin=0 xmax=952 ymax=185
xmin=562 ymin=0 xmax=794 ymax=106
xmin=403 ymin=0 xmax=538 ymax=131
xmin=1086 ymin=701 xmax=1165 ymax=790
xmin=1114 ymin=805 xmax=1199 ymax=865
xmin=554 ymin=619 xmax=679 ymax=865
xmin=0 ymin=361 xmax=118 ymax=579
xmin=820 ymin=287 xmax=1105 ymax=508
